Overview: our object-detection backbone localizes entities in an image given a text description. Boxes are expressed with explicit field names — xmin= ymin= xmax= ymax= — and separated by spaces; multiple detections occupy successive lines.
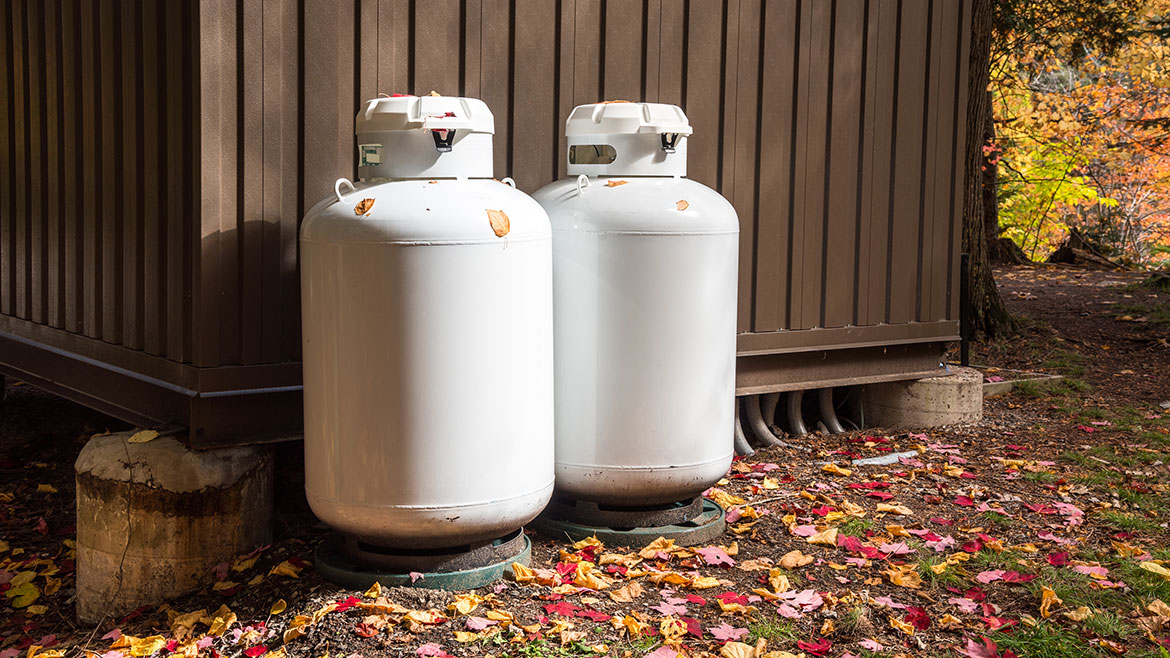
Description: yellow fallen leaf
xmin=885 ymin=525 xmax=910 ymax=538
xmin=820 ymin=619 xmax=835 ymax=635
xmin=639 ymin=537 xmax=679 ymax=559
xmin=36 ymin=484 xmax=57 ymax=494
xmin=889 ymin=616 xmax=915 ymax=635
xmin=27 ymin=648 xmax=65 ymax=658
xmin=572 ymin=536 xmax=604 ymax=550
xmin=884 ymin=564 xmax=922 ymax=589
xmin=1148 ymin=600 xmax=1170 ymax=617
xmin=127 ymin=429 xmax=159 ymax=444
xmin=822 ymin=463 xmax=852 ymax=477
xmin=930 ymin=562 xmax=948 ymax=575
xmin=247 ymin=574 xmax=264 ymax=586
xmin=938 ymin=614 xmax=963 ymax=629
xmin=1064 ymin=606 xmax=1094 ymax=622
xmin=448 ymin=593 xmax=483 ymax=615
xmin=780 ymin=550 xmax=814 ymax=569
xmin=609 ymin=581 xmax=644 ymax=603
xmin=807 ymin=527 xmax=838 ymax=547
xmin=573 ymin=562 xmax=612 ymax=590
xmin=270 ymin=599 xmax=287 ymax=615
xmin=232 ymin=554 xmax=259 ymax=572
xmin=676 ymin=200 xmax=689 ymax=211
xmin=876 ymin=503 xmax=914 ymax=516
xmin=660 ymin=617 xmax=687 ymax=644
xmin=1039 ymin=586 xmax=1062 ymax=618
xmin=10 ymin=571 xmax=35 ymax=587
xmin=211 ymin=581 xmax=238 ymax=591
xmin=708 ymin=488 xmax=747 ymax=509
xmin=487 ymin=209 xmax=510 ymax=237
xmin=689 ymin=575 xmax=722 ymax=589
xmin=269 ymin=561 xmax=302 ymax=578
xmin=605 ymin=180 xmax=628 ymax=187
xmin=25 ymin=605 xmax=47 ymax=615
xmin=363 ymin=581 xmax=382 ymax=599
xmin=0 ymin=540 xmax=8 ymax=552
xmin=761 ymin=477 xmax=780 ymax=489
xmin=720 ymin=642 xmax=755 ymax=658
xmin=454 ymin=631 xmax=479 ymax=643
xmin=353 ymin=199 xmax=375 ymax=216
xmin=129 ymin=636 xmax=166 ymax=657
xmin=208 ymin=606 xmax=238 ymax=636
xmin=617 ymin=614 xmax=647 ymax=638
xmin=768 ymin=569 xmax=791 ymax=594
xmin=8 ymin=583 xmax=39 ymax=607
xmin=486 ymin=609 xmax=515 ymax=625
xmin=1141 ymin=562 xmax=1170 ymax=580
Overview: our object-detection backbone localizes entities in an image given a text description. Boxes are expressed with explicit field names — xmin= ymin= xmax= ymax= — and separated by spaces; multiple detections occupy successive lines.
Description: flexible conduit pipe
xmin=818 ymin=388 xmax=847 ymax=434
xmin=733 ymin=401 xmax=755 ymax=456
xmin=786 ymin=390 xmax=809 ymax=436
xmin=761 ymin=393 xmax=781 ymax=431
xmin=745 ymin=394 xmax=784 ymax=448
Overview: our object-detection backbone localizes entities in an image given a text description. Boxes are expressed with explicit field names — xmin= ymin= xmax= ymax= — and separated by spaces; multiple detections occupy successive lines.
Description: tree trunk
xmin=963 ymin=0 xmax=1015 ymax=338
xmin=982 ymin=89 xmax=999 ymax=244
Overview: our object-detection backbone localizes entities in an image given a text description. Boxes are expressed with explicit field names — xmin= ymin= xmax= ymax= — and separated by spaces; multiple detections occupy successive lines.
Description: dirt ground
xmin=2 ymin=265 xmax=1168 ymax=658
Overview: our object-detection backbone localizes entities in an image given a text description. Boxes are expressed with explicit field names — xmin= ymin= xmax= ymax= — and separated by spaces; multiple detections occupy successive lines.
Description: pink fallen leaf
xmin=949 ymin=597 xmax=980 ymax=614
xmin=956 ymin=636 xmax=999 ymax=658
xmin=975 ymin=570 xmax=1006 ymax=584
xmin=416 ymin=644 xmax=446 ymax=658
xmin=102 ymin=629 xmax=123 ymax=642
xmin=644 ymin=647 xmax=678 ymax=658
xmin=409 ymin=571 xmax=424 ymax=584
xmin=650 ymin=601 xmax=688 ymax=616
xmin=695 ymin=546 xmax=735 ymax=568
xmin=709 ymin=622 xmax=749 ymax=642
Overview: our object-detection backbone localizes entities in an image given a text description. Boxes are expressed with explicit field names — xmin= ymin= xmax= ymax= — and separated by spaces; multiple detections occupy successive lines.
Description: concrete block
xmin=861 ymin=366 xmax=982 ymax=430
xmin=75 ymin=432 xmax=273 ymax=624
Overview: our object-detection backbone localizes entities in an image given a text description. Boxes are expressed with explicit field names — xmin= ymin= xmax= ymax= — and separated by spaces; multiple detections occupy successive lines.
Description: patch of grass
xmin=1116 ymin=560 xmax=1170 ymax=603
xmin=1042 ymin=348 xmax=1089 ymax=378
xmin=917 ymin=557 xmax=965 ymax=590
xmin=964 ymin=549 xmax=1018 ymax=573
xmin=1140 ymin=430 xmax=1170 ymax=447
xmin=838 ymin=517 xmax=875 ymax=537
xmin=506 ymin=639 xmax=605 ymax=658
xmin=992 ymin=621 xmax=1107 ymax=658
xmin=746 ymin=618 xmax=798 ymax=644
xmin=1100 ymin=510 xmax=1161 ymax=535
xmin=1118 ymin=486 xmax=1166 ymax=512
xmin=1083 ymin=609 xmax=1135 ymax=641
xmin=1059 ymin=450 xmax=1091 ymax=467
xmin=980 ymin=510 xmax=1015 ymax=526
xmin=1022 ymin=471 xmax=1058 ymax=484
xmin=1014 ymin=379 xmax=1046 ymax=398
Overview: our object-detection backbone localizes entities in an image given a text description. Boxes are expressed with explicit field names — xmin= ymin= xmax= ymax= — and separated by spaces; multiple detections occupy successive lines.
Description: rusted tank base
xmin=530 ymin=498 xmax=725 ymax=548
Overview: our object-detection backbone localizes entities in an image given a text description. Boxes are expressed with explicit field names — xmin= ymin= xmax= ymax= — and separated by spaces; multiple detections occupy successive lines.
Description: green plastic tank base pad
xmin=314 ymin=532 xmax=532 ymax=591
xmin=530 ymin=498 xmax=725 ymax=548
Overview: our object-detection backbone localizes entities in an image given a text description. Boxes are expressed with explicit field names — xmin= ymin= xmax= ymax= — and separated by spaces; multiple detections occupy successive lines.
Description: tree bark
xmin=982 ymin=89 xmax=999 ymax=244
xmin=963 ymin=0 xmax=1016 ymax=338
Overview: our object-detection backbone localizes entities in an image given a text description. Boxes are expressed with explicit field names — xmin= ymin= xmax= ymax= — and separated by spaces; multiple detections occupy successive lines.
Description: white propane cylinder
xmin=300 ymin=96 xmax=554 ymax=549
xmin=532 ymin=102 xmax=739 ymax=506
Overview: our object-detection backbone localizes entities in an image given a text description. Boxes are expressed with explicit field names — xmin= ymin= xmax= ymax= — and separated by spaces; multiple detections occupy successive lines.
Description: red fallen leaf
xmin=931 ymin=517 xmax=956 ymax=526
xmin=1076 ymin=425 xmax=1097 ymax=433
xmin=555 ymin=563 xmax=577 ymax=576
xmin=954 ymin=496 xmax=975 ymax=507
xmin=847 ymin=482 xmax=891 ymax=490
xmin=353 ymin=623 xmax=379 ymax=638
xmin=956 ymin=636 xmax=1000 ymax=658
xmin=982 ymin=615 xmax=1017 ymax=630
xmin=543 ymin=602 xmax=579 ymax=617
xmin=243 ymin=647 xmax=267 ymax=657
xmin=604 ymin=564 xmax=628 ymax=576
xmin=838 ymin=535 xmax=864 ymax=552
xmin=287 ymin=556 xmax=311 ymax=568
xmin=717 ymin=592 xmax=750 ymax=605
xmin=1047 ymin=552 xmax=1071 ymax=566
xmin=165 ymin=640 xmax=178 ymax=652
xmin=905 ymin=606 xmax=932 ymax=631
xmin=679 ymin=616 xmax=703 ymax=637
xmin=1001 ymin=571 xmax=1037 ymax=584
xmin=811 ymin=505 xmax=835 ymax=516
xmin=575 ymin=609 xmax=611 ymax=622
xmin=33 ymin=518 xmax=48 ymax=535
xmin=796 ymin=637 xmax=833 ymax=655
xmin=867 ymin=491 xmax=895 ymax=501
xmin=334 ymin=596 xmax=361 ymax=612
xmin=685 ymin=594 xmax=706 ymax=605
xmin=1025 ymin=503 xmax=1057 ymax=515
xmin=960 ymin=472 xmax=978 ymax=479
xmin=962 ymin=540 xmax=983 ymax=553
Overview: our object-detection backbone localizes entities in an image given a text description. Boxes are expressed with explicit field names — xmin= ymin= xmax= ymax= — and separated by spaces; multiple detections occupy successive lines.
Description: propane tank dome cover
xmin=355 ymin=96 xmax=495 ymax=135
xmin=565 ymin=102 xmax=692 ymax=137
xmin=565 ymin=102 xmax=691 ymax=177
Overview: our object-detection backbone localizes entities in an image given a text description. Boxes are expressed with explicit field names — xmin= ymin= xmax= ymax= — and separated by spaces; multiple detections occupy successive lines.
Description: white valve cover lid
xmin=356 ymin=95 xmax=495 ymax=180
xmin=565 ymin=102 xmax=692 ymax=177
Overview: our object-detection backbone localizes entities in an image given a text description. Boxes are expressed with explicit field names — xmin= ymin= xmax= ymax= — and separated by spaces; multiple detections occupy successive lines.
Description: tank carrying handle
xmin=334 ymin=178 xmax=356 ymax=202
xmin=576 ymin=174 xmax=591 ymax=197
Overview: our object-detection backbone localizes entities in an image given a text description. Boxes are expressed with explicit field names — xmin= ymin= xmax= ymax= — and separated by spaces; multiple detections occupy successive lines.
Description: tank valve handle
xmin=431 ymin=129 xmax=456 ymax=152
xmin=334 ymin=178 xmax=356 ymax=202
xmin=501 ymin=177 xmax=517 ymax=188
xmin=576 ymin=174 xmax=591 ymax=197
xmin=661 ymin=132 xmax=681 ymax=153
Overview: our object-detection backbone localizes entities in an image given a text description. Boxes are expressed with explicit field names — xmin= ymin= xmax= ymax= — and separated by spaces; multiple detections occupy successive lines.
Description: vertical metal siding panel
xmin=888 ymin=0 xmax=928 ymax=324
xmin=376 ymin=0 xmax=410 ymax=95
xmin=512 ymin=1 xmax=558 ymax=190
xmin=16 ymin=1 xmax=34 ymax=322
xmin=798 ymin=0 xmax=831 ymax=330
xmin=140 ymin=1 xmax=162 ymax=355
xmin=196 ymin=0 xmax=235 ymax=366
xmin=656 ymin=0 xmax=684 ymax=106
xmin=753 ymin=0 xmax=797 ymax=333
xmin=555 ymin=0 xmax=575 ymax=180
xmin=80 ymin=2 xmax=100 ymax=337
xmin=602 ymin=1 xmax=643 ymax=101
xmin=464 ymin=0 xmax=483 ymax=99
xmin=165 ymin=0 xmax=188 ymax=360
xmin=358 ymin=0 xmax=380 ymax=102
xmin=915 ymin=0 xmax=941 ymax=322
xmin=301 ymin=1 xmax=356 ymax=236
xmin=720 ymin=0 xmax=738 ymax=208
xmin=854 ymin=0 xmax=877 ymax=325
xmin=98 ymin=1 xmax=121 ymax=342
xmin=683 ymin=0 xmax=722 ymax=190
xmin=264 ymin=0 xmax=299 ymax=363
xmin=120 ymin=0 xmax=142 ymax=350
xmin=414 ymin=1 xmax=462 ymax=95
xmin=479 ymin=0 xmax=511 ymax=176
xmin=0 ymin=1 xmax=11 ymax=318
xmin=27 ymin=1 xmax=46 ymax=325
xmin=787 ymin=3 xmax=811 ymax=329
xmin=926 ymin=0 xmax=957 ymax=323
xmin=44 ymin=1 xmax=63 ymax=329
xmin=572 ymin=1 xmax=601 ymax=106
xmin=824 ymin=0 xmax=864 ymax=329
xmin=643 ymin=0 xmax=661 ymax=101
xmin=241 ymin=0 xmax=264 ymax=364
xmin=11 ymin=0 xmax=27 ymax=321
xmin=868 ymin=0 xmax=896 ymax=325
xmin=949 ymin=0 xmax=971 ymax=321
xmin=65 ymin=1 xmax=83 ymax=332
xmin=732 ymin=0 xmax=759 ymax=334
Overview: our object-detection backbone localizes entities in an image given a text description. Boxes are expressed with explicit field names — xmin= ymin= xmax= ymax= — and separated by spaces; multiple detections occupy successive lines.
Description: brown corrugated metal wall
xmin=0 ymin=0 xmax=970 ymax=445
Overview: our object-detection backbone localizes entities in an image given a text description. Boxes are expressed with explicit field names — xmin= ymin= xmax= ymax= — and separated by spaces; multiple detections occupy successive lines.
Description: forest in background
xmin=991 ymin=0 xmax=1170 ymax=268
